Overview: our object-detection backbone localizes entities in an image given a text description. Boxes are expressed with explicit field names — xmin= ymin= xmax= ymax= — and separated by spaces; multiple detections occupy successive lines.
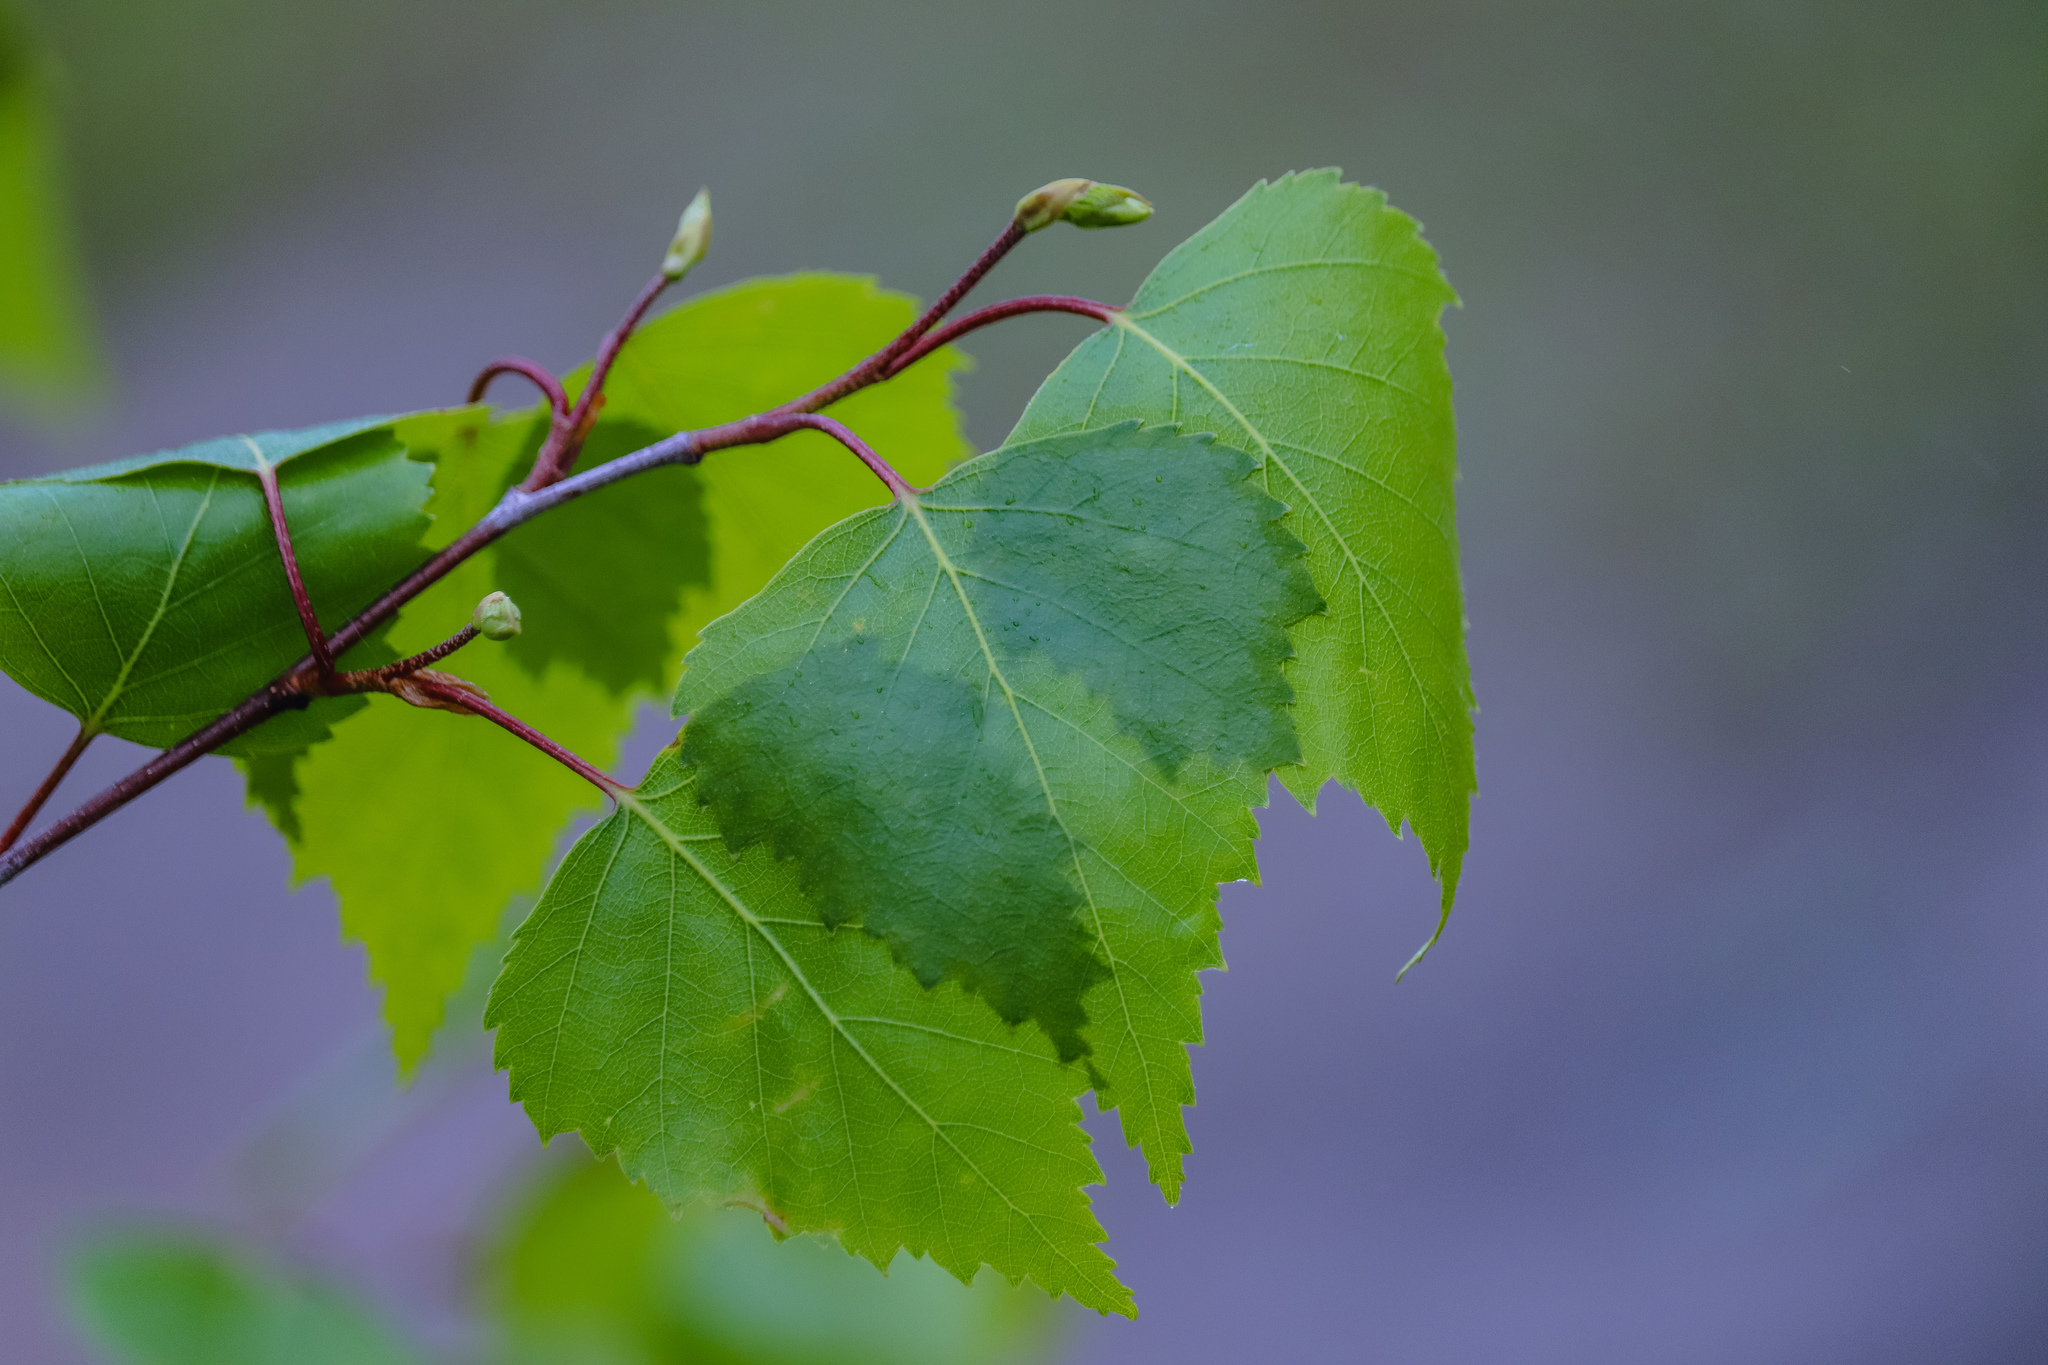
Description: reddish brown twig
xmin=468 ymin=357 xmax=571 ymax=416
xmin=520 ymin=270 xmax=673 ymax=492
xmin=885 ymin=295 xmax=1118 ymax=377
xmin=767 ymin=222 xmax=1028 ymax=420
xmin=402 ymin=673 xmax=623 ymax=796
xmin=778 ymin=413 xmax=920 ymax=499
xmin=327 ymin=626 xmax=480 ymax=693
xmin=0 ymin=725 xmax=93 ymax=855
xmin=0 ymin=210 xmax=1090 ymax=890
xmin=254 ymin=459 xmax=334 ymax=677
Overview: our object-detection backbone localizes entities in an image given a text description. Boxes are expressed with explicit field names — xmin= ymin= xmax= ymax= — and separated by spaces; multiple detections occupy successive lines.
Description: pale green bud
xmin=1013 ymin=178 xmax=1153 ymax=233
xmin=662 ymin=189 xmax=712 ymax=280
xmin=472 ymin=591 xmax=522 ymax=641
xmin=1064 ymin=181 xmax=1153 ymax=229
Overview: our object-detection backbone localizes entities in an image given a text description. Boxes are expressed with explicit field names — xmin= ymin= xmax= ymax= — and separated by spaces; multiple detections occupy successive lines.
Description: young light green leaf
xmin=270 ymin=409 xmax=630 ymax=1073
xmin=487 ymin=1158 xmax=1063 ymax=1365
xmin=0 ymin=419 xmax=430 ymax=756
xmin=591 ymin=272 xmax=974 ymax=682
xmin=995 ymin=170 xmax=1472 ymax=1194
xmin=0 ymin=2 xmax=102 ymax=404
xmin=1009 ymin=169 xmax=1474 ymax=945
xmin=67 ymin=1230 xmax=424 ymax=1365
xmin=487 ymin=746 xmax=1133 ymax=1318
xmin=264 ymin=276 xmax=968 ymax=1071
xmin=675 ymin=425 xmax=1318 ymax=1059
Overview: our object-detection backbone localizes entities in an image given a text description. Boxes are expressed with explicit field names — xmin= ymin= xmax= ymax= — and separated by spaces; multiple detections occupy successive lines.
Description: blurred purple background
xmin=3 ymin=1 xmax=2045 ymax=1360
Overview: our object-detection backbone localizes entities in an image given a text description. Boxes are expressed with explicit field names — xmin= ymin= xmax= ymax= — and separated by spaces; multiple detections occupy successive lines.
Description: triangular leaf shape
xmin=1006 ymin=170 xmax=1474 ymax=1191
xmin=487 ymin=745 xmax=1133 ymax=1318
xmin=0 ymin=419 xmax=430 ymax=756
xmin=674 ymin=425 xmax=1320 ymax=1059
xmin=259 ymin=276 xmax=969 ymax=1070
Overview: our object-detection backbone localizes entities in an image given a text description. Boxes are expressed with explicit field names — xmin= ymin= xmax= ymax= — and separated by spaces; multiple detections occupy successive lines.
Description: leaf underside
xmin=487 ymin=746 xmax=1133 ymax=1318
xmin=676 ymin=424 xmax=1319 ymax=1060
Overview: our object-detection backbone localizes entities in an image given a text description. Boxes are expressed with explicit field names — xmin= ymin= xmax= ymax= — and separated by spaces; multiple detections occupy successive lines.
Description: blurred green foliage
xmin=486 ymin=1158 xmax=1061 ymax=1365
xmin=66 ymin=1156 xmax=1060 ymax=1365
xmin=0 ymin=0 xmax=100 ymax=406
xmin=68 ymin=1232 xmax=422 ymax=1365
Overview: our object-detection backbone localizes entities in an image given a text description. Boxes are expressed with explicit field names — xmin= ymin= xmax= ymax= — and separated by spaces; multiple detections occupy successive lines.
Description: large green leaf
xmin=261 ymin=275 xmax=969 ymax=1070
xmin=487 ymin=1157 xmax=1061 ymax=1365
xmin=0 ymin=1 xmax=101 ymax=404
xmin=674 ymin=425 xmax=1318 ymax=1061
xmin=488 ymin=746 xmax=1132 ymax=1318
xmin=1009 ymin=169 xmax=1474 ymax=930
xmin=66 ymin=1231 xmax=423 ymax=1365
xmin=976 ymin=171 xmax=1473 ymax=1196
xmin=0 ymin=418 xmax=429 ymax=756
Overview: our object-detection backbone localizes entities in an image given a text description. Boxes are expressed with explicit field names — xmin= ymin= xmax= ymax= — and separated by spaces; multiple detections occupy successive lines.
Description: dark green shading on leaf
xmin=1008 ymin=170 xmax=1475 ymax=954
xmin=0 ymin=0 xmax=103 ymax=407
xmin=488 ymin=746 xmax=1132 ymax=1317
xmin=67 ymin=1231 xmax=423 ymax=1365
xmin=491 ymin=416 xmax=709 ymax=694
xmin=487 ymin=1157 xmax=1062 ymax=1365
xmin=675 ymin=424 xmax=1318 ymax=1059
xmin=0 ymin=420 xmax=431 ymax=755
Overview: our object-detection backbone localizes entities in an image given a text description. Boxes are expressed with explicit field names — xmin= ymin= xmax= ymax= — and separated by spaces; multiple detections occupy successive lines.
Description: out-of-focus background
xmin=2 ymin=0 xmax=2044 ymax=1360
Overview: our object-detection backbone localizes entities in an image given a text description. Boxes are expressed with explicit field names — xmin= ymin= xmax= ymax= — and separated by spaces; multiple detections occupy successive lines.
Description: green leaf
xmin=0 ymin=1 xmax=102 ymax=405
xmin=487 ymin=745 xmax=1132 ymax=1318
xmin=1009 ymin=171 xmax=1474 ymax=944
xmin=265 ymin=276 xmax=968 ymax=1070
xmin=273 ymin=408 xmax=631 ymax=1073
xmin=66 ymin=1230 xmax=423 ymax=1365
xmin=0 ymin=418 xmax=430 ymax=756
xmin=486 ymin=1157 xmax=1062 ymax=1365
xmin=967 ymin=172 xmax=1472 ymax=1196
xmin=491 ymin=417 xmax=708 ymax=695
xmin=674 ymin=425 xmax=1318 ymax=1059
xmin=594 ymin=272 xmax=973 ymax=687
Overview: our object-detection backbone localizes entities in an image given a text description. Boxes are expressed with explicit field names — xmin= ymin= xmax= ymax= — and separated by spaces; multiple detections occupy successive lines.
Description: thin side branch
xmin=468 ymin=357 xmax=570 ymax=416
xmin=0 ymin=725 xmax=94 ymax=854
xmin=769 ymin=221 xmax=1029 ymax=418
xmin=404 ymin=674 xmax=624 ymax=797
xmin=0 ymin=211 xmax=1076 ymax=890
xmin=0 ymin=690 xmax=294 ymax=880
xmin=779 ymin=413 xmax=920 ymax=499
xmin=328 ymin=626 xmax=480 ymax=692
xmin=254 ymin=461 xmax=334 ymax=676
xmin=521 ymin=270 xmax=672 ymax=492
xmin=884 ymin=295 xmax=1118 ymax=378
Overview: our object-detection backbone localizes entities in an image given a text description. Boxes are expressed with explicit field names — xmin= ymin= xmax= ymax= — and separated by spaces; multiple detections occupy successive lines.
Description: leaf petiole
xmin=253 ymin=457 xmax=336 ymax=679
xmin=0 ymin=723 xmax=94 ymax=855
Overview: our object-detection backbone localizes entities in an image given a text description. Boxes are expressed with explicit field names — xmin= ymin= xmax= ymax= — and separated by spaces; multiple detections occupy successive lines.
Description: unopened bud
xmin=472 ymin=591 xmax=522 ymax=641
xmin=1064 ymin=181 xmax=1152 ymax=229
xmin=1013 ymin=178 xmax=1153 ymax=233
xmin=662 ymin=189 xmax=713 ymax=280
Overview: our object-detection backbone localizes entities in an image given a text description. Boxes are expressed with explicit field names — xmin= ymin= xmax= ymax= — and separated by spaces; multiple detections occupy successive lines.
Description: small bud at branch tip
xmin=1013 ymin=178 xmax=1153 ymax=233
xmin=473 ymin=591 xmax=522 ymax=640
xmin=662 ymin=189 xmax=713 ymax=280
